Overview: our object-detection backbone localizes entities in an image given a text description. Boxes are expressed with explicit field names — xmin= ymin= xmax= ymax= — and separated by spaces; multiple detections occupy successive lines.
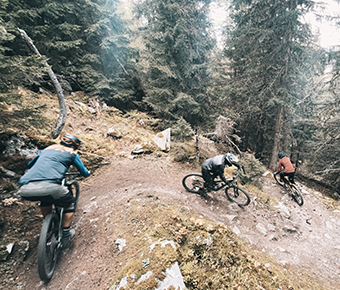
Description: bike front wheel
xmin=290 ymin=184 xmax=303 ymax=206
xmin=273 ymin=173 xmax=285 ymax=187
xmin=37 ymin=213 xmax=60 ymax=283
xmin=182 ymin=173 xmax=205 ymax=194
xmin=225 ymin=186 xmax=251 ymax=206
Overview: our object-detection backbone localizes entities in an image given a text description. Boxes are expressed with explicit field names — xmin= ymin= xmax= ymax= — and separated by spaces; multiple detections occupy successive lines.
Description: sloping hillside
xmin=1 ymin=89 xmax=340 ymax=290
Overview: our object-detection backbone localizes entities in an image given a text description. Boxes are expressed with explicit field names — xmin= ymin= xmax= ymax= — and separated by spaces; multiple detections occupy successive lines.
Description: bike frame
xmin=280 ymin=175 xmax=296 ymax=192
xmin=55 ymin=207 xmax=64 ymax=245
xmin=213 ymin=168 xmax=242 ymax=191
xmin=274 ymin=172 xmax=303 ymax=206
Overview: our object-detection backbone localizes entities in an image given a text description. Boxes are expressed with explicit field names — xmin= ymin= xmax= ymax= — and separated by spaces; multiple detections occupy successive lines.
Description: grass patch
xmin=107 ymin=197 xmax=327 ymax=290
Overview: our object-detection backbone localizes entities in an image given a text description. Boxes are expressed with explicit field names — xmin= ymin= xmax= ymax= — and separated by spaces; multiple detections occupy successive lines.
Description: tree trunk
xmin=18 ymin=28 xmax=67 ymax=139
xmin=269 ymin=106 xmax=284 ymax=171
xmin=195 ymin=128 xmax=200 ymax=163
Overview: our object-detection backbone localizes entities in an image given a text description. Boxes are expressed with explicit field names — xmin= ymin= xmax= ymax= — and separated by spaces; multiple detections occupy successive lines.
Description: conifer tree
xmin=222 ymin=0 xmax=319 ymax=169
xmin=134 ymin=0 xmax=216 ymax=129
xmin=0 ymin=0 xmax=137 ymax=109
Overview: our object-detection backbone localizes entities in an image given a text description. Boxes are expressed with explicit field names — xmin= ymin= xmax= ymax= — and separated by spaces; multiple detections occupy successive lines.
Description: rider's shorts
xmin=19 ymin=182 xmax=75 ymax=213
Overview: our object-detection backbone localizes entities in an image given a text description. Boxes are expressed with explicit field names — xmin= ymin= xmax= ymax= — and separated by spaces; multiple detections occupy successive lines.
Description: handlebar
xmin=234 ymin=168 xmax=242 ymax=180
xmin=65 ymin=172 xmax=80 ymax=176
xmin=63 ymin=172 xmax=80 ymax=185
xmin=223 ymin=167 xmax=243 ymax=186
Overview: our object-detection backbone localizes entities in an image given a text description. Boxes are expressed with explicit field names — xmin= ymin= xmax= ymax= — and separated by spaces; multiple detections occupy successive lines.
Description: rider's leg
xmin=61 ymin=208 xmax=75 ymax=246
xmin=286 ymin=172 xmax=295 ymax=184
xmin=63 ymin=212 xmax=74 ymax=227
xmin=53 ymin=188 xmax=76 ymax=246
xmin=202 ymin=167 xmax=213 ymax=188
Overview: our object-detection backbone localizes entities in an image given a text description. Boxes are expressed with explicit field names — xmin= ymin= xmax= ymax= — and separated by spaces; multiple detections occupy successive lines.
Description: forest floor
xmin=2 ymin=155 xmax=340 ymax=290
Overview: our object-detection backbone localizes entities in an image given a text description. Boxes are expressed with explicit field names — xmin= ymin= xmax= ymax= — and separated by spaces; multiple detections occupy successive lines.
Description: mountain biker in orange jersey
xmin=19 ymin=135 xmax=90 ymax=246
xmin=275 ymin=152 xmax=295 ymax=184
xmin=201 ymin=153 xmax=240 ymax=191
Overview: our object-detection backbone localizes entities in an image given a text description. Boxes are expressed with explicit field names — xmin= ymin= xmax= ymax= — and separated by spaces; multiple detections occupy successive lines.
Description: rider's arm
xmin=233 ymin=163 xmax=241 ymax=170
xmin=27 ymin=153 xmax=40 ymax=168
xmin=73 ymin=154 xmax=90 ymax=177
xmin=217 ymin=167 xmax=228 ymax=184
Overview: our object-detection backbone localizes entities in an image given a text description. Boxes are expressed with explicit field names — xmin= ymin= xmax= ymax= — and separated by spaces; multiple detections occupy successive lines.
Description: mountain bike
xmin=37 ymin=172 xmax=80 ymax=283
xmin=273 ymin=172 xmax=303 ymax=206
xmin=182 ymin=167 xmax=250 ymax=206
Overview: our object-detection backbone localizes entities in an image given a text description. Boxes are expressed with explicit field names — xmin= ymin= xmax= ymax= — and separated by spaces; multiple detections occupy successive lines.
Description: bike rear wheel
xmin=290 ymin=184 xmax=303 ymax=206
xmin=225 ymin=186 xmax=251 ymax=206
xmin=182 ymin=173 xmax=205 ymax=194
xmin=274 ymin=173 xmax=285 ymax=187
xmin=37 ymin=213 xmax=60 ymax=283
xmin=68 ymin=180 xmax=80 ymax=211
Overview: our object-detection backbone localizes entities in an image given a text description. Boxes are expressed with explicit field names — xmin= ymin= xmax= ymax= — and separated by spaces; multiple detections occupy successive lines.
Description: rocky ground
xmin=1 ymin=155 xmax=340 ymax=289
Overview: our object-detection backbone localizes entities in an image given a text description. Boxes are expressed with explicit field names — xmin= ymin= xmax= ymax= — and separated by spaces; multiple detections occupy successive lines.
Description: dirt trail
xmin=8 ymin=156 xmax=340 ymax=290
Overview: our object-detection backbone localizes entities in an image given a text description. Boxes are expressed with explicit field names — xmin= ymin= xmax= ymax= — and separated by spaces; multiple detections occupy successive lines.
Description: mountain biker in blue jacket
xmin=201 ymin=153 xmax=240 ymax=191
xmin=19 ymin=135 xmax=90 ymax=246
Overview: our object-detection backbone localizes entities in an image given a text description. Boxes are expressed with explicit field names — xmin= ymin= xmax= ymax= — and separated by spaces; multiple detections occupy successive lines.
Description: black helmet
xmin=225 ymin=153 xmax=239 ymax=165
xmin=60 ymin=135 xmax=83 ymax=149
xmin=278 ymin=152 xmax=285 ymax=159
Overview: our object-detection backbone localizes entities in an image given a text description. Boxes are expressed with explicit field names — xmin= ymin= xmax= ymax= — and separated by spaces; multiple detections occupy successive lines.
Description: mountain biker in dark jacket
xmin=19 ymin=135 xmax=90 ymax=246
xmin=275 ymin=152 xmax=295 ymax=184
xmin=201 ymin=153 xmax=240 ymax=191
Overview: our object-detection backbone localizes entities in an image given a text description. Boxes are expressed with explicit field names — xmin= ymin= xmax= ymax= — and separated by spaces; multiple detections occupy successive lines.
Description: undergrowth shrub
xmin=172 ymin=139 xmax=219 ymax=164
xmin=172 ymin=142 xmax=196 ymax=163
xmin=171 ymin=117 xmax=195 ymax=141
xmin=239 ymin=154 xmax=266 ymax=189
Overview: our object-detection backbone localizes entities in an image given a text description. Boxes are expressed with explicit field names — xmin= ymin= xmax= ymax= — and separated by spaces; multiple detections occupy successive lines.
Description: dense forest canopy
xmin=1 ymin=0 xmax=340 ymax=192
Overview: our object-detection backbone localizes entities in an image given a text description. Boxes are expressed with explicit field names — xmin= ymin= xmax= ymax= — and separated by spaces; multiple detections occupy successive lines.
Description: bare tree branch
xmin=18 ymin=28 xmax=67 ymax=139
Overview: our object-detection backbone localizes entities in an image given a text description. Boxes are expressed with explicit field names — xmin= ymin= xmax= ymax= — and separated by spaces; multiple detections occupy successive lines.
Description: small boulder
xmin=107 ymin=128 xmax=122 ymax=139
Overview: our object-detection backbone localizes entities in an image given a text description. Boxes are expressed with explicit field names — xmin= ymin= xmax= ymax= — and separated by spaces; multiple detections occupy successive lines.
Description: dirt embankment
xmin=1 ymin=155 xmax=340 ymax=290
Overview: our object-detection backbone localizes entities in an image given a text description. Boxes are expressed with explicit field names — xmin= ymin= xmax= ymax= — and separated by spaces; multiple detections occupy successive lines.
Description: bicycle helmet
xmin=278 ymin=152 xmax=285 ymax=159
xmin=60 ymin=135 xmax=83 ymax=149
xmin=225 ymin=153 xmax=239 ymax=166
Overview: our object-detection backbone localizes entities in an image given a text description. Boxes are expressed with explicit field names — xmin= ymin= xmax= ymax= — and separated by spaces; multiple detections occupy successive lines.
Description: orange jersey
xmin=278 ymin=157 xmax=295 ymax=173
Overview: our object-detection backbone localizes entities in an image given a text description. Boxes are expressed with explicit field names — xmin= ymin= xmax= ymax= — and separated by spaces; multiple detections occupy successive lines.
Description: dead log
xmin=18 ymin=28 xmax=67 ymax=139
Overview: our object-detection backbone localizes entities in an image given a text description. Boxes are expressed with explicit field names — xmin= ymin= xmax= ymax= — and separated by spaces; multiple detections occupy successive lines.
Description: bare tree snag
xmin=224 ymin=135 xmax=242 ymax=156
xmin=269 ymin=106 xmax=284 ymax=171
xmin=18 ymin=28 xmax=67 ymax=139
xmin=195 ymin=131 xmax=200 ymax=163
xmin=89 ymin=97 xmax=101 ymax=119
xmin=114 ymin=54 xmax=130 ymax=76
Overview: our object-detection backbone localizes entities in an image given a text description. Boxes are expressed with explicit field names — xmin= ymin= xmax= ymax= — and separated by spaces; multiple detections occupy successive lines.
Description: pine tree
xmin=134 ymin=0 xmax=216 ymax=129
xmin=221 ymin=0 xmax=319 ymax=169
xmin=0 ymin=0 xmax=137 ymax=109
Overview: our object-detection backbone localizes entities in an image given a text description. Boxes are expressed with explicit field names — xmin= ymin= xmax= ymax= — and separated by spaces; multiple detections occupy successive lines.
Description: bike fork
xmin=57 ymin=207 xmax=64 ymax=245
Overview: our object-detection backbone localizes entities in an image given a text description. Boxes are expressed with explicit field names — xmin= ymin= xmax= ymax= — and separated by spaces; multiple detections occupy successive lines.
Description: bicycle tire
xmin=273 ymin=173 xmax=285 ymax=187
xmin=68 ymin=180 xmax=80 ymax=211
xmin=290 ymin=184 xmax=304 ymax=206
xmin=37 ymin=213 xmax=60 ymax=283
xmin=225 ymin=186 xmax=251 ymax=206
xmin=182 ymin=173 xmax=205 ymax=194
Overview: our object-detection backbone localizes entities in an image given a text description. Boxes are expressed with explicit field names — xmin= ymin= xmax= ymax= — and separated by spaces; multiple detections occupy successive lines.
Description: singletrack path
xmin=12 ymin=156 xmax=340 ymax=290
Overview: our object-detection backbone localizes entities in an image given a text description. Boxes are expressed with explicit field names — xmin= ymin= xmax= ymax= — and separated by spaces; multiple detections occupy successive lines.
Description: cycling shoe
xmin=198 ymin=188 xmax=207 ymax=196
xmin=62 ymin=228 xmax=75 ymax=247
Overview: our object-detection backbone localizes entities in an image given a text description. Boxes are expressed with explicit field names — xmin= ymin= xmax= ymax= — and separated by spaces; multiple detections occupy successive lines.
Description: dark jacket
xmin=202 ymin=155 xmax=228 ymax=182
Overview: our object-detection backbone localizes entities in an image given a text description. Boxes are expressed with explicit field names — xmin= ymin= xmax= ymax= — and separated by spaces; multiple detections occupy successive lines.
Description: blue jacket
xmin=19 ymin=145 xmax=90 ymax=186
